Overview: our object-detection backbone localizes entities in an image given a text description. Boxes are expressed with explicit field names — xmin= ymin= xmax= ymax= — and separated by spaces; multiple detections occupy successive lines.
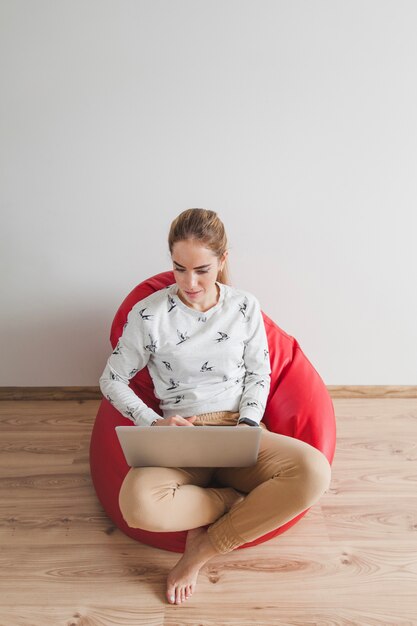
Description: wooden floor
xmin=1 ymin=398 xmax=416 ymax=626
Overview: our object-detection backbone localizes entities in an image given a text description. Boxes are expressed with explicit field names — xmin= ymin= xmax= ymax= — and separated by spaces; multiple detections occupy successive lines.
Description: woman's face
xmin=171 ymin=239 xmax=227 ymax=310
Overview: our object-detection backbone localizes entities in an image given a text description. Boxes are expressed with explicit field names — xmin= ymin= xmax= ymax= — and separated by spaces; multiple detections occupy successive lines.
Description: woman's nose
xmin=187 ymin=280 xmax=197 ymax=290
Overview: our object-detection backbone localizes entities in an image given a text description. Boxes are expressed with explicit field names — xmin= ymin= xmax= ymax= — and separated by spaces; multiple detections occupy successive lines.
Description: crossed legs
xmin=118 ymin=430 xmax=331 ymax=605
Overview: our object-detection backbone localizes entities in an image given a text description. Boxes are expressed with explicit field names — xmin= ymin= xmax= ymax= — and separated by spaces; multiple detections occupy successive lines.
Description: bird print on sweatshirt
xmin=144 ymin=334 xmax=158 ymax=353
xmin=124 ymin=406 xmax=136 ymax=420
xmin=167 ymin=295 xmax=177 ymax=313
xmin=176 ymin=330 xmax=190 ymax=345
xmin=139 ymin=308 xmax=153 ymax=321
xmin=239 ymin=298 xmax=251 ymax=323
xmin=215 ymin=331 xmax=229 ymax=342
xmin=239 ymin=299 xmax=248 ymax=316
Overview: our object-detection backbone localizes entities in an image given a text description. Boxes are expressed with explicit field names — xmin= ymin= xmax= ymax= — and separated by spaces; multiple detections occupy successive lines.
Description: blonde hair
xmin=168 ymin=208 xmax=231 ymax=285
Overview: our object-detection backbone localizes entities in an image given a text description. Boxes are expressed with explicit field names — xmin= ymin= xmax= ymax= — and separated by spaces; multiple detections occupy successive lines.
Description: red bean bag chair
xmin=90 ymin=271 xmax=336 ymax=553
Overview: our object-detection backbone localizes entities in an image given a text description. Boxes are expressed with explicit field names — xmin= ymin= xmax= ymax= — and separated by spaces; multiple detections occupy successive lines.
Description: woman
xmin=99 ymin=208 xmax=331 ymax=606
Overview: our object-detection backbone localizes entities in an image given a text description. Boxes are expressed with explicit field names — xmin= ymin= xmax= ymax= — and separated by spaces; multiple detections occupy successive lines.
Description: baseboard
xmin=0 ymin=386 xmax=416 ymax=400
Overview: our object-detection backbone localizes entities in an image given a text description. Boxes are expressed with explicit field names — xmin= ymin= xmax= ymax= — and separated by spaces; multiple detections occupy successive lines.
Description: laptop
xmin=115 ymin=425 xmax=262 ymax=468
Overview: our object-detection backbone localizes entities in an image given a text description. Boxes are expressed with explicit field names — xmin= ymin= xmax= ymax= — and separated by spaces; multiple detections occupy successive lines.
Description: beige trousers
xmin=118 ymin=411 xmax=332 ymax=554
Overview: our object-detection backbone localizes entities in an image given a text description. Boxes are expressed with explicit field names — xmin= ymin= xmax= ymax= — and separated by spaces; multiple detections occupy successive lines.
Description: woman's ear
xmin=220 ymin=250 xmax=228 ymax=269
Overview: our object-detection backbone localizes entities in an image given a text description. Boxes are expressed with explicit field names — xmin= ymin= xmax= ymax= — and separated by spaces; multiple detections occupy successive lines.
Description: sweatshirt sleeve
xmin=238 ymin=296 xmax=271 ymax=425
xmin=99 ymin=305 xmax=162 ymax=427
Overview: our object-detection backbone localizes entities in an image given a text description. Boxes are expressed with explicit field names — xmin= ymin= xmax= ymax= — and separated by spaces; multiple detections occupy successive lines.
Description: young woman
xmin=99 ymin=208 xmax=331 ymax=606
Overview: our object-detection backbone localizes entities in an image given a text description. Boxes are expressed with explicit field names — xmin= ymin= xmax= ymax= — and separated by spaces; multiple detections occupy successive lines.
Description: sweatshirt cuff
xmin=133 ymin=407 xmax=163 ymax=427
xmin=237 ymin=409 xmax=261 ymax=425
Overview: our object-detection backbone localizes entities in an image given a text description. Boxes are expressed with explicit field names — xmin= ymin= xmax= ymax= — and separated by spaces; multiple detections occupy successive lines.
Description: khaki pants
xmin=119 ymin=411 xmax=332 ymax=554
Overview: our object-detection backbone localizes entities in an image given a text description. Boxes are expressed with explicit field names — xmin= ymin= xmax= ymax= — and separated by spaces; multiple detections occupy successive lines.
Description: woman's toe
xmin=167 ymin=585 xmax=176 ymax=604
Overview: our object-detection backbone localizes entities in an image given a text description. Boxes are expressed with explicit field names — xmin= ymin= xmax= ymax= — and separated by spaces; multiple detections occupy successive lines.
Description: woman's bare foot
xmin=166 ymin=526 xmax=220 ymax=605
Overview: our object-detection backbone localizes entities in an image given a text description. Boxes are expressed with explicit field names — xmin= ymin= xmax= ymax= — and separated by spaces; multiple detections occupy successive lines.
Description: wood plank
xmin=1 ymin=604 xmax=414 ymax=626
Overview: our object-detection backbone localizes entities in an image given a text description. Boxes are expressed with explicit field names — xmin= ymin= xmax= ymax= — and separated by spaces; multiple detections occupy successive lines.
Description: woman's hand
xmin=152 ymin=415 xmax=197 ymax=427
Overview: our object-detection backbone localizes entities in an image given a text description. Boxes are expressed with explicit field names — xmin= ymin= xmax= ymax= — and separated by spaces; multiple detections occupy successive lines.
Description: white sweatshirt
xmin=99 ymin=281 xmax=271 ymax=427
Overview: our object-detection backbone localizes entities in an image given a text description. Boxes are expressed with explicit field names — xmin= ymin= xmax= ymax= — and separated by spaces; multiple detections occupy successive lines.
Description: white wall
xmin=1 ymin=0 xmax=416 ymax=386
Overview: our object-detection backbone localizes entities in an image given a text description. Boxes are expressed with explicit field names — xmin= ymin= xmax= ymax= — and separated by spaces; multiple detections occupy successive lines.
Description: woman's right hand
xmin=152 ymin=415 xmax=197 ymax=427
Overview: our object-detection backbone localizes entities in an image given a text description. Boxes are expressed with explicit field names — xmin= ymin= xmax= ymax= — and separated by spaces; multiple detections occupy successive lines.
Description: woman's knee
xmin=118 ymin=468 xmax=172 ymax=530
xmin=119 ymin=499 xmax=156 ymax=531
xmin=296 ymin=444 xmax=332 ymax=500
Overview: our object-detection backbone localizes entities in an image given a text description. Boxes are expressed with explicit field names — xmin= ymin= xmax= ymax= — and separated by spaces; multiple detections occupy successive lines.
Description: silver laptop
xmin=115 ymin=425 xmax=262 ymax=468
